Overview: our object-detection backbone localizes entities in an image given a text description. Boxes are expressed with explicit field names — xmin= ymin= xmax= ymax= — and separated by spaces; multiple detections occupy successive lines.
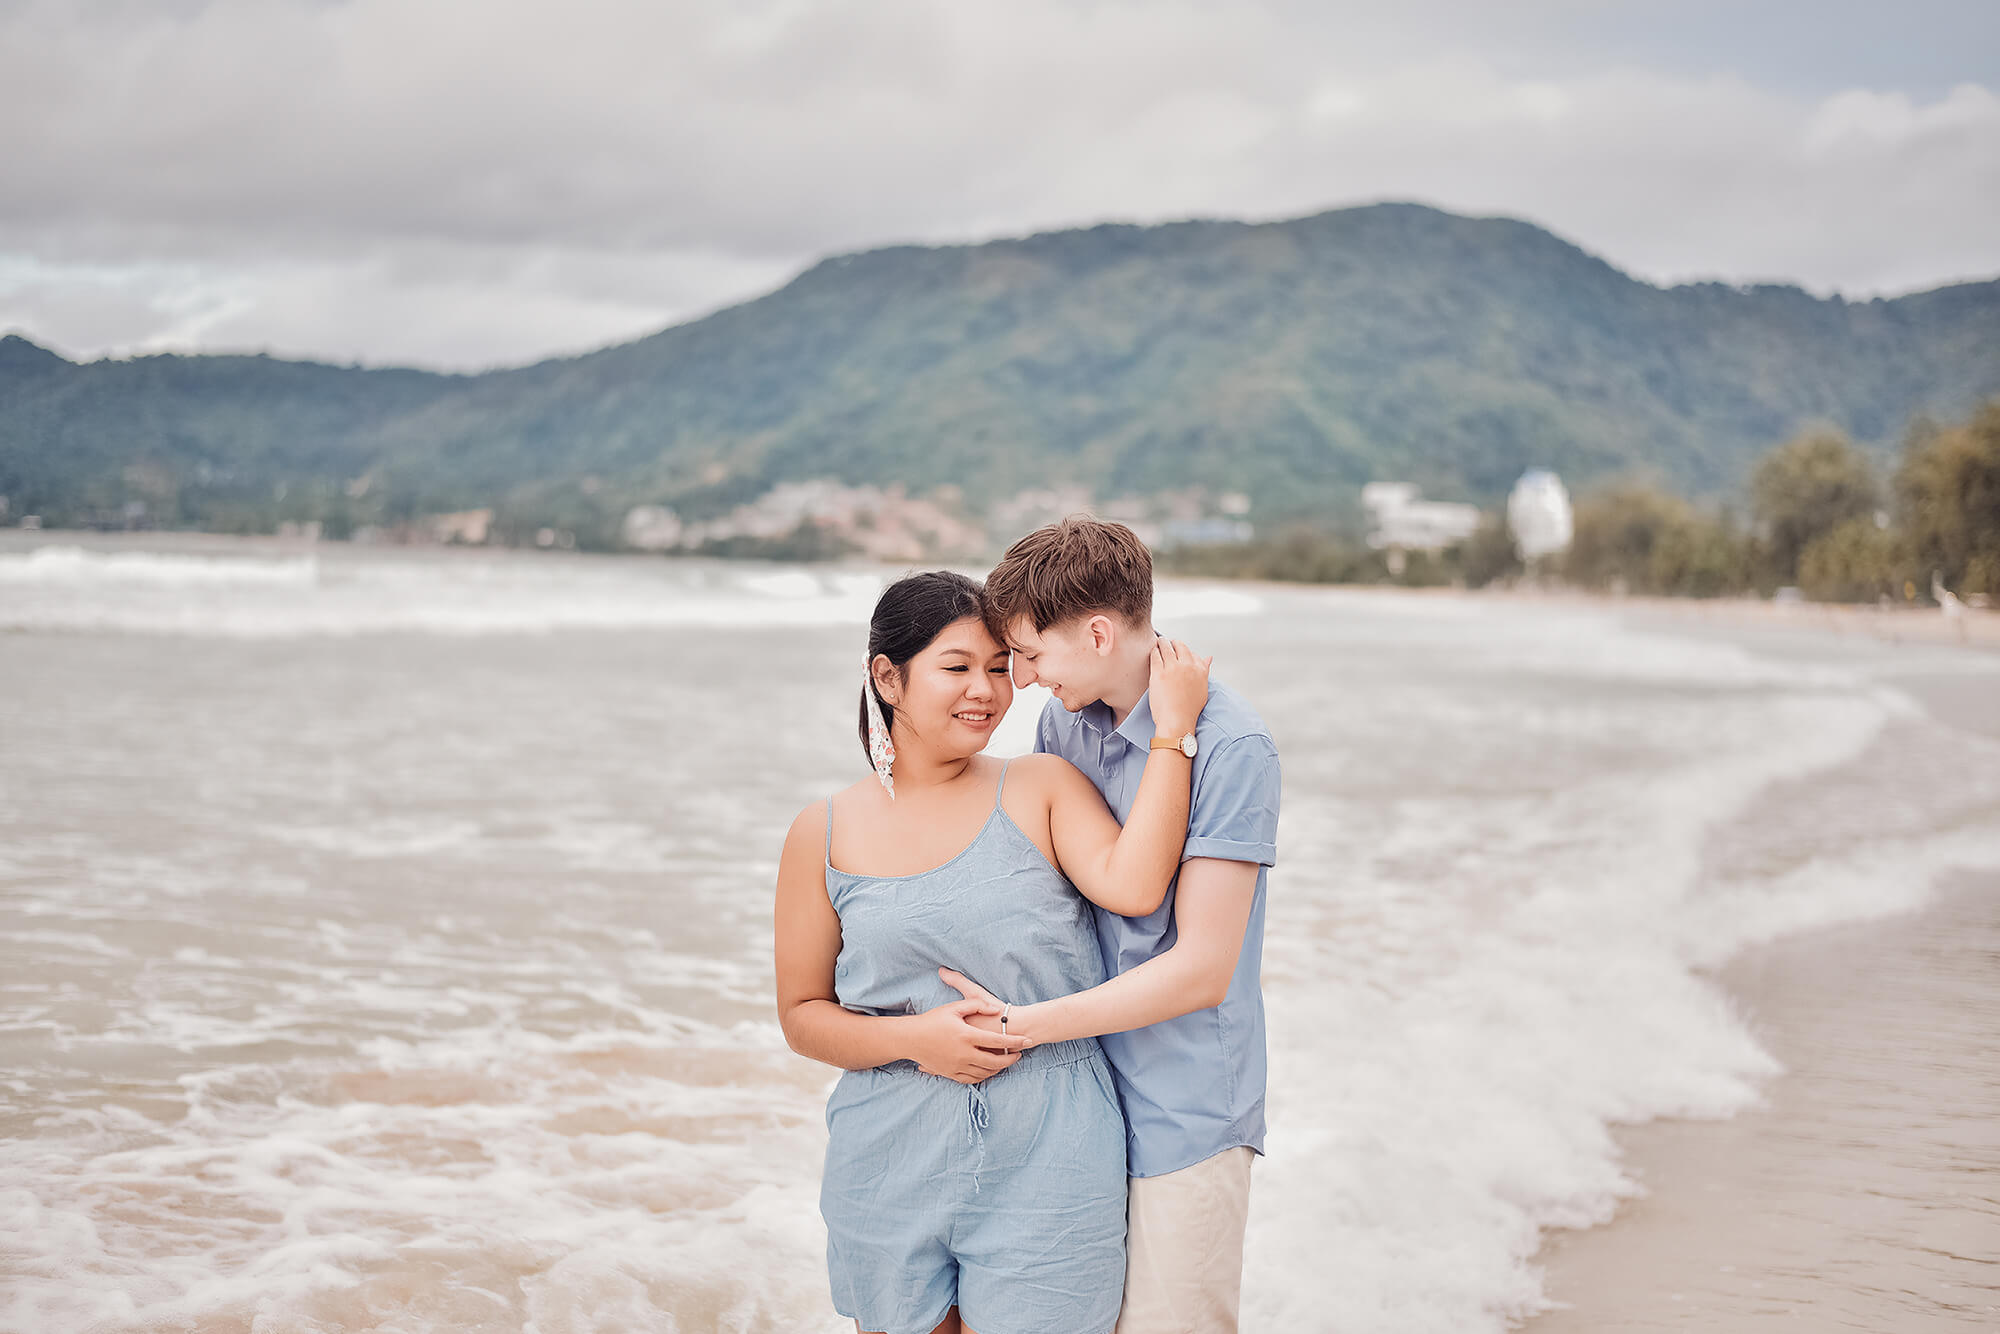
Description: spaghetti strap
xmin=994 ymin=759 xmax=1011 ymax=809
xmin=823 ymin=797 xmax=835 ymax=862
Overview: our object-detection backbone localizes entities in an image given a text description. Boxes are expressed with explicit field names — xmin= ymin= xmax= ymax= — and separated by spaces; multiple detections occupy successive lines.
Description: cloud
xmin=2 ymin=0 xmax=1996 ymax=368
xmin=0 ymin=245 xmax=797 ymax=370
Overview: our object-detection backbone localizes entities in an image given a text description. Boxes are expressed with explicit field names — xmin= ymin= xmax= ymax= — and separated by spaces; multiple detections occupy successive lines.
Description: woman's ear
xmin=869 ymin=655 xmax=901 ymax=706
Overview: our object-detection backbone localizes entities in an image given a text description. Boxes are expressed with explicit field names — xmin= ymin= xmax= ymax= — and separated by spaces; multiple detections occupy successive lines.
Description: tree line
xmin=1163 ymin=400 xmax=2000 ymax=605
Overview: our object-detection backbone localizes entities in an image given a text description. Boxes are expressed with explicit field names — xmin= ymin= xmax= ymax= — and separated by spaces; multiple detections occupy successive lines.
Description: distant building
xmin=1161 ymin=516 xmax=1254 ymax=547
xmin=677 ymin=479 xmax=986 ymax=561
xmin=1362 ymin=482 xmax=1480 ymax=551
xmin=990 ymin=485 xmax=1096 ymax=537
xmin=1049 ymin=487 xmax=1256 ymax=550
xmin=1507 ymin=470 xmax=1573 ymax=560
xmin=429 ymin=508 xmax=493 ymax=545
xmin=621 ymin=505 xmax=684 ymax=551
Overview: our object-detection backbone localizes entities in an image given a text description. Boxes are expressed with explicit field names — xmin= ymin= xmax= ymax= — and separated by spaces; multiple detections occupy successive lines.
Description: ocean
xmin=3 ymin=533 xmax=1997 ymax=1332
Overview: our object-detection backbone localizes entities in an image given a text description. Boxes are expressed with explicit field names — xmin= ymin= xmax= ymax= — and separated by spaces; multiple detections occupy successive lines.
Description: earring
xmin=863 ymin=660 xmax=896 ymax=800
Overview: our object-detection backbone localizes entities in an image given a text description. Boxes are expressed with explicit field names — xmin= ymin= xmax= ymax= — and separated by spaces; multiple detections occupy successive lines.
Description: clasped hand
xmin=909 ymin=995 xmax=1029 ymax=1084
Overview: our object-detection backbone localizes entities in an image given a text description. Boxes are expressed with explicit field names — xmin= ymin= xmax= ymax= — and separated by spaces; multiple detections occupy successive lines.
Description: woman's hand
xmin=908 ymin=997 xmax=1030 ymax=1084
xmin=1148 ymin=637 xmax=1212 ymax=739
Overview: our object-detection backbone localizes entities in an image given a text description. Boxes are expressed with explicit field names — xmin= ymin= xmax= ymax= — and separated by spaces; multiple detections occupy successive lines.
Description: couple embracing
xmin=775 ymin=516 xmax=1282 ymax=1334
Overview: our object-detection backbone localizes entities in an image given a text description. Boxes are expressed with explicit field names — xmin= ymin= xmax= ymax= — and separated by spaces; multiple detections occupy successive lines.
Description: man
xmin=952 ymin=514 xmax=1282 ymax=1333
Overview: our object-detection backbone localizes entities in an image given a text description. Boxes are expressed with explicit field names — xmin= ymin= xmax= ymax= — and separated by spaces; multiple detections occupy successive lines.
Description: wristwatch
xmin=1150 ymin=731 xmax=1198 ymax=758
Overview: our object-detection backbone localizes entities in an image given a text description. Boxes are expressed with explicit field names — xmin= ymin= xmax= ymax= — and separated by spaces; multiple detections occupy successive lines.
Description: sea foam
xmin=0 ymin=541 xmax=1261 ymax=637
xmin=0 ymin=543 xmax=320 ymax=586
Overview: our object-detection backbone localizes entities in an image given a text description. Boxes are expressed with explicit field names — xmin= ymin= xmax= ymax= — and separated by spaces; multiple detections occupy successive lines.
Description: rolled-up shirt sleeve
xmin=1183 ymin=733 xmax=1281 ymax=868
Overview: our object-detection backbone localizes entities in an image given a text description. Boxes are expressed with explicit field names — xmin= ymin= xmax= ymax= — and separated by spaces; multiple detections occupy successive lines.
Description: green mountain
xmin=4 ymin=202 xmax=1996 ymax=537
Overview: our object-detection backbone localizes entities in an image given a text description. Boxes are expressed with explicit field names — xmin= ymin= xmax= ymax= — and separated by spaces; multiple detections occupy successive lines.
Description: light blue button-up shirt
xmin=1035 ymin=678 xmax=1281 ymax=1178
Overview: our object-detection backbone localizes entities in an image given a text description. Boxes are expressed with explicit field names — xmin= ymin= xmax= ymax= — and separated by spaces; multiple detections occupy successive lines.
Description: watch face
xmin=1179 ymin=733 xmax=1198 ymax=758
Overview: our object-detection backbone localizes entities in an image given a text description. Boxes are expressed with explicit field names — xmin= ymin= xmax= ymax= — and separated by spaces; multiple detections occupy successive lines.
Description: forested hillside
xmin=4 ymin=203 xmax=1996 ymax=535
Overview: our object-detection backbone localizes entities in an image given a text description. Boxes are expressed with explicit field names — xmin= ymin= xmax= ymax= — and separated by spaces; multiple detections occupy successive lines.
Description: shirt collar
xmin=1111 ymin=690 xmax=1157 ymax=751
xmin=1076 ymin=697 xmax=1114 ymax=736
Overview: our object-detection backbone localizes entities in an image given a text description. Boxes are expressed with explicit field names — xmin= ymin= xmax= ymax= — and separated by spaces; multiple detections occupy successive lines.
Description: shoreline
xmin=1527 ymin=872 xmax=2000 ymax=1331
xmin=1521 ymin=621 xmax=2000 ymax=1330
xmin=9 ymin=528 xmax=1998 ymax=656
xmin=1274 ymin=577 xmax=2000 ymax=654
xmin=1531 ymin=586 xmax=2000 ymax=655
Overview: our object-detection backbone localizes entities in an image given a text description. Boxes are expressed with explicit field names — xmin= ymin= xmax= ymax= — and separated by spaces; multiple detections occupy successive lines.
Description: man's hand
xmin=907 ymin=996 xmax=1029 ymax=1083
xmin=937 ymin=968 xmax=1039 ymax=1047
xmin=1148 ymin=637 xmax=1212 ymax=738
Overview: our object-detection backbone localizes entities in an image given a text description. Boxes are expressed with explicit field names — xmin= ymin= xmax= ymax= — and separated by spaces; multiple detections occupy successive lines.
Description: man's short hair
xmin=984 ymin=514 xmax=1154 ymax=642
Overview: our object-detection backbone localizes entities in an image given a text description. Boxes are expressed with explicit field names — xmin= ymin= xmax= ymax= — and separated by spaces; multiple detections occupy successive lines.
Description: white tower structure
xmin=1508 ymin=469 xmax=1573 ymax=561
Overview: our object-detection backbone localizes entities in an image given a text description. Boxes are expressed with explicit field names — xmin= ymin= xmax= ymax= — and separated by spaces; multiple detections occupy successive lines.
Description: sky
xmin=3 ymin=0 xmax=1997 ymax=371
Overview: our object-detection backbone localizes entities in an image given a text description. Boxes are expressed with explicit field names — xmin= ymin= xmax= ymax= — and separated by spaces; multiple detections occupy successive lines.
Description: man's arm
xmin=943 ymin=856 xmax=1258 ymax=1042
xmin=944 ymin=729 xmax=1279 ymax=1040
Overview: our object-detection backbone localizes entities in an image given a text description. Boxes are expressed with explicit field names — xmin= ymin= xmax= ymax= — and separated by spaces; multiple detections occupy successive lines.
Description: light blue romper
xmin=820 ymin=761 xmax=1127 ymax=1334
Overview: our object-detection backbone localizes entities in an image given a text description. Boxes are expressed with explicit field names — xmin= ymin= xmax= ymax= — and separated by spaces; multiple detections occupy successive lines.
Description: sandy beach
xmin=1526 ymin=619 xmax=2000 ymax=1330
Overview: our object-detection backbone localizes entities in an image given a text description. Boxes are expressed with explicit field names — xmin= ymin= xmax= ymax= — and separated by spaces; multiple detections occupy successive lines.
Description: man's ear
xmin=1087 ymin=613 xmax=1118 ymax=656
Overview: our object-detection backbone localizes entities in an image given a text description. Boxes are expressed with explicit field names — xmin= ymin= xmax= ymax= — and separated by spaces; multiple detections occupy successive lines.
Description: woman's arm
xmin=1040 ymin=638 xmax=1211 ymax=918
xmin=773 ymin=801 xmax=1029 ymax=1081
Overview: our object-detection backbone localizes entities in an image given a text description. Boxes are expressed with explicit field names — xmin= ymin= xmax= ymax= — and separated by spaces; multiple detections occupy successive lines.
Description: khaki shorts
xmin=1115 ymin=1146 xmax=1256 ymax=1334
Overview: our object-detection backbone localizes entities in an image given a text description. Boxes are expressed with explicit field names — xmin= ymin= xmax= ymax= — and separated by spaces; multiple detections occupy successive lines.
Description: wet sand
xmin=1601 ymin=590 xmax=2000 ymax=654
xmin=1493 ymin=584 xmax=2000 ymax=654
xmin=1527 ymin=641 xmax=2000 ymax=1330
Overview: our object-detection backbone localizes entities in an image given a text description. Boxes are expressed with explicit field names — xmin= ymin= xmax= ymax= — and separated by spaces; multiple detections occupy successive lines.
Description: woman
xmin=773 ymin=570 xmax=1209 ymax=1334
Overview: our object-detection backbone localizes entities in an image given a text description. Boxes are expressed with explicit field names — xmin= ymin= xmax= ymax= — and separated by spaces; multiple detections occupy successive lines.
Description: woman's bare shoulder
xmin=788 ymin=782 xmax=853 ymax=841
xmin=782 ymin=800 xmax=826 ymax=851
xmin=788 ymin=777 xmax=880 ymax=840
xmin=1005 ymin=752 xmax=1084 ymax=787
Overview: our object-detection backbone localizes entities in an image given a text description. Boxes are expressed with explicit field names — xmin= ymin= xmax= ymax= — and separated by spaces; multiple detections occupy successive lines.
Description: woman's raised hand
xmin=909 ymin=997 xmax=1030 ymax=1084
xmin=1148 ymin=637 xmax=1212 ymax=739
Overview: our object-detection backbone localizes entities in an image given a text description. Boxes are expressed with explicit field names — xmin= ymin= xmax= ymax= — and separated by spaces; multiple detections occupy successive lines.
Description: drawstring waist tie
xmin=965 ymin=1084 xmax=990 ymax=1191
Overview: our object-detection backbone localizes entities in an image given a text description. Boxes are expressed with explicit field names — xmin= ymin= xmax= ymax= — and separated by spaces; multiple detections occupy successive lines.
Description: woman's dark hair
xmin=859 ymin=570 xmax=986 ymax=759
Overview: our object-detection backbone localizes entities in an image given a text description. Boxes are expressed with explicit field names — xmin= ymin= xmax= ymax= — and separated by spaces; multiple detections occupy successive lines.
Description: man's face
xmin=1004 ymin=615 xmax=1112 ymax=712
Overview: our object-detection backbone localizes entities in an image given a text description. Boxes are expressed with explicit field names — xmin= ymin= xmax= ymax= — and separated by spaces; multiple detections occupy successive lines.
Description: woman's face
xmin=878 ymin=615 xmax=1014 ymax=756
